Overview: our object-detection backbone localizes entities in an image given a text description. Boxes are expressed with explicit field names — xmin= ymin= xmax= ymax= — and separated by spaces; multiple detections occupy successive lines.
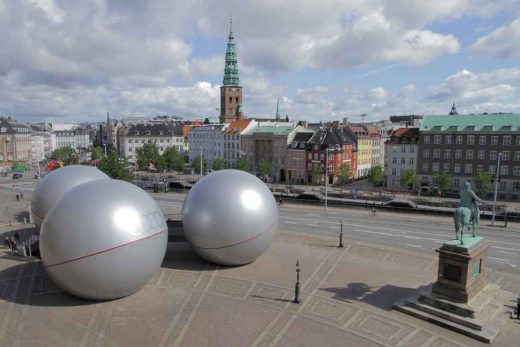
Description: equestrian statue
xmin=454 ymin=181 xmax=485 ymax=245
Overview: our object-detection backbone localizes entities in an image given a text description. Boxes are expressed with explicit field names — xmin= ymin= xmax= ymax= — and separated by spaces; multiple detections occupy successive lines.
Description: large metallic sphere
xmin=30 ymin=165 xmax=109 ymax=228
xmin=182 ymin=169 xmax=278 ymax=266
xmin=40 ymin=179 xmax=168 ymax=300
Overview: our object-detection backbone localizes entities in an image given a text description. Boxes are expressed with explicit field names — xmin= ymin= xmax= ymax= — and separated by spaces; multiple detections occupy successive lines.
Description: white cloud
xmin=472 ymin=18 xmax=520 ymax=58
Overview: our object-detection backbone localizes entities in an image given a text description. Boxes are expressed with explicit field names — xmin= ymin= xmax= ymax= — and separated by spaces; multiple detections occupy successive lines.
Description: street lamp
xmin=103 ymin=144 xmax=107 ymax=157
xmin=492 ymin=152 xmax=502 ymax=226
xmin=339 ymin=218 xmax=344 ymax=248
xmin=293 ymin=260 xmax=301 ymax=304
xmin=200 ymin=146 xmax=203 ymax=180
xmin=325 ymin=148 xmax=329 ymax=212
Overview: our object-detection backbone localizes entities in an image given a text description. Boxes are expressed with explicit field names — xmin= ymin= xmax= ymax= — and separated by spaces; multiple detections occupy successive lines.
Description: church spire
xmin=275 ymin=98 xmax=281 ymax=122
xmin=222 ymin=16 xmax=240 ymax=86
xmin=449 ymin=101 xmax=458 ymax=115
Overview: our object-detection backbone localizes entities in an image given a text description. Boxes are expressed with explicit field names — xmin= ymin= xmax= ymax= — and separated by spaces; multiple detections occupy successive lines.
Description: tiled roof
xmin=309 ymin=129 xmax=354 ymax=148
xmin=420 ymin=114 xmax=520 ymax=132
xmin=393 ymin=127 xmax=419 ymax=137
xmin=223 ymin=119 xmax=252 ymax=134
xmin=126 ymin=123 xmax=183 ymax=137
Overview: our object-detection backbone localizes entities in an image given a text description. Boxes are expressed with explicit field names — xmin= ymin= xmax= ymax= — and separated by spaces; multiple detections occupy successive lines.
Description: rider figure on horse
xmin=459 ymin=181 xmax=484 ymax=229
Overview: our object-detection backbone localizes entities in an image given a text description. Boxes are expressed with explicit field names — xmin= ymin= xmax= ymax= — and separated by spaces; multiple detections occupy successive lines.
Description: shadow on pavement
xmin=321 ymin=282 xmax=430 ymax=311
xmin=161 ymin=242 xmax=219 ymax=272
xmin=0 ymin=261 xmax=98 ymax=307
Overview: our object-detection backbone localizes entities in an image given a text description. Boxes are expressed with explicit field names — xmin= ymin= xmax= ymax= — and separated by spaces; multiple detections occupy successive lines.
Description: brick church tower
xmin=220 ymin=18 xmax=243 ymax=124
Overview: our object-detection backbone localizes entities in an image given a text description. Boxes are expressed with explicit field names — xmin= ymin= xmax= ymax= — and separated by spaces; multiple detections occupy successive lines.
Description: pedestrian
xmin=14 ymin=231 xmax=20 ymax=241
xmin=16 ymin=194 xmax=19 ymax=201
xmin=517 ymin=296 xmax=520 ymax=320
xmin=4 ymin=236 xmax=9 ymax=248
xmin=11 ymin=237 xmax=16 ymax=252
xmin=20 ymin=191 xmax=23 ymax=200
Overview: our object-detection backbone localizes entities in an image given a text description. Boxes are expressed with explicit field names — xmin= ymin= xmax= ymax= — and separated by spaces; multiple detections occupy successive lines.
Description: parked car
xmin=12 ymin=173 xmax=23 ymax=179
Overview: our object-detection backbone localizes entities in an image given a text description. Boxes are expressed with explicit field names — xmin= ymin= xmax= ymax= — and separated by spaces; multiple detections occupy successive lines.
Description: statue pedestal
xmin=394 ymin=235 xmax=514 ymax=343
xmin=432 ymin=235 xmax=489 ymax=304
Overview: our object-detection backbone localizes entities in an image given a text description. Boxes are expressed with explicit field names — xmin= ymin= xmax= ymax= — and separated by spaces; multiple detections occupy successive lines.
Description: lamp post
xmin=199 ymin=146 xmax=203 ymax=180
xmin=103 ymin=144 xmax=107 ymax=157
xmin=325 ymin=148 xmax=329 ymax=212
xmin=339 ymin=218 xmax=344 ymax=248
xmin=293 ymin=260 xmax=301 ymax=304
xmin=492 ymin=152 xmax=502 ymax=226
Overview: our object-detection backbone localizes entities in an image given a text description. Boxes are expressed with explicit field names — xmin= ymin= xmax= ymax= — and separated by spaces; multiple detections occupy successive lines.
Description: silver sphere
xmin=182 ymin=169 xmax=278 ymax=266
xmin=40 ymin=179 xmax=168 ymax=300
xmin=30 ymin=165 xmax=109 ymax=228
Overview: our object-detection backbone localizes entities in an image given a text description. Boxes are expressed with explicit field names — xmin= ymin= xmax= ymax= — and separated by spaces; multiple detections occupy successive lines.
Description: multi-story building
xmin=222 ymin=119 xmax=256 ymax=168
xmin=345 ymin=124 xmax=372 ymax=178
xmin=416 ymin=114 xmax=520 ymax=200
xmin=120 ymin=123 xmax=184 ymax=163
xmin=383 ymin=128 xmax=419 ymax=189
xmin=188 ymin=124 xmax=227 ymax=170
xmin=55 ymin=130 xmax=76 ymax=149
xmin=367 ymin=125 xmax=383 ymax=167
xmin=0 ymin=117 xmax=32 ymax=168
xmin=74 ymin=128 xmax=91 ymax=150
xmin=286 ymin=131 xmax=314 ymax=184
xmin=307 ymin=128 xmax=356 ymax=184
xmin=241 ymin=125 xmax=301 ymax=182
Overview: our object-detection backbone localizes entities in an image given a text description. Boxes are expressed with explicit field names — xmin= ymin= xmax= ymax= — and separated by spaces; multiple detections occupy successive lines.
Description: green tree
xmin=338 ymin=164 xmax=352 ymax=184
xmin=51 ymin=147 xmax=78 ymax=166
xmin=136 ymin=143 xmax=160 ymax=170
xmin=173 ymin=154 xmax=185 ymax=173
xmin=235 ymin=158 xmax=249 ymax=171
xmin=99 ymin=152 xmax=132 ymax=181
xmin=400 ymin=168 xmax=416 ymax=190
xmin=212 ymin=158 xmax=226 ymax=171
xmin=192 ymin=155 xmax=206 ymax=174
xmin=311 ymin=163 xmax=320 ymax=184
xmin=258 ymin=159 xmax=272 ymax=180
xmin=367 ymin=165 xmax=384 ymax=186
xmin=91 ymin=146 xmax=104 ymax=160
xmin=435 ymin=172 xmax=451 ymax=191
xmin=474 ymin=172 xmax=493 ymax=195
xmin=162 ymin=147 xmax=179 ymax=170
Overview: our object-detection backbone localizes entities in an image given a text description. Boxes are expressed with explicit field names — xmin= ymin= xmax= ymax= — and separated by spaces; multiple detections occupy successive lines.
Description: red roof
xmin=393 ymin=127 xmax=419 ymax=137
xmin=223 ymin=119 xmax=252 ymax=134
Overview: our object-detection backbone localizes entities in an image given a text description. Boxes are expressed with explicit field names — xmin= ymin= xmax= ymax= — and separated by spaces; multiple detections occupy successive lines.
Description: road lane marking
xmin=489 ymin=257 xmax=511 ymax=262
xmin=497 ymin=250 xmax=518 ymax=255
xmin=285 ymin=221 xmax=297 ymax=224
xmin=406 ymin=244 xmax=423 ymax=248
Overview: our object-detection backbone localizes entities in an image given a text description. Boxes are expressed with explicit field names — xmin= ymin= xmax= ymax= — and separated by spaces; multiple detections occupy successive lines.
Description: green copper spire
xmin=223 ymin=17 xmax=240 ymax=86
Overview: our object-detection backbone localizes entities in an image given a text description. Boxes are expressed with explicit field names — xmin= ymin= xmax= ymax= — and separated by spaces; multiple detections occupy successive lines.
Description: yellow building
xmin=345 ymin=124 xmax=372 ymax=178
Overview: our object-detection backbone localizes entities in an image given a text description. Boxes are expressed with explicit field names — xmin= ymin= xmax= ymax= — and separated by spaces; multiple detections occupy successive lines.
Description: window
xmin=478 ymin=150 xmax=485 ymax=160
xmin=434 ymin=135 xmax=441 ymax=144
xmin=456 ymin=135 xmax=463 ymax=145
xmin=454 ymin=164 xmax=461 ymax=173
xmin=467 ymin=135 xmax=475 ymax=145
xmin=433 ymin=149 xmax=440 ymax=158
xmin=401 ymin=147 xmax=406 ymax=153
xmin=392 ymin=168 xmax=397 ymax=175
xmin=443 ymin=163 xmax=450 ymax=173
xmin=513 ymin=182 xmax=520 ymax=191
xmin=445 ymin=135 xmax=452 ymax=145
xmin=489 ymin=165 xmax=496 ymax=174
xmin=490 ymin=151 xmax=497 ymax=161
xmin=501 ymin=165 xmax=509 ymax=176
xmin=401 ymin=158 xmax=406 ymax=164
xmin=499 ymin=182 xmax=506 ymax=191
xmin=424 ymin=136 xmax=430 ymax=144
xmin=517 ymin=136 xmax=520 ymax=145
xmin=503 ymin=135 xmax=511 ymax=146
xmin=423 ymin=149 xmax=429 ymax=158
xmin=479 ymin=136 xmax=486 ymax=145
xmin=409 ymin=157 xmax=414 ymax=164
xmin=465 ymin=164 xmax=472 ymax=174
xmin=422 ymin=163 xmax=429 ymax=171
xmin=515 ymin=151 xmax=520 ymax=161
xmin=444 ymin=149 xmax=451 ymax=159
xmin=466 ymin=150 xmax=473 ymax=160
xmin=409 ymin=147 xmax=415 ymax=154
xmin=432 ymin=163 xmax=439 ymax=172
xmin=453 ymin=178 xmax=459 ymax=188
xmin=477 ymin=165 xmax=484 ymax=174
xmin=513 ymin=167 xmax=520 ymax=177
xmin=455 ymin=150 xmax=462 ymax=159
xmin=491 ymin=136 xmax=498 ymax=145
xmin=502 ymin=151 xmax=510 ymax=161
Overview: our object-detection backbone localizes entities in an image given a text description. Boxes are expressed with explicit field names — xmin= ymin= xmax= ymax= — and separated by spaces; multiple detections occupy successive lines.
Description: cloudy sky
xmin=1 ymin=0 xmax=520 ymax=123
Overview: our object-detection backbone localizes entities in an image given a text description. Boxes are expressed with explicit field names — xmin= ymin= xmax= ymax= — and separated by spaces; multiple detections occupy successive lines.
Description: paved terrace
xmin=1 ymin=226 xmax=520 ymax=347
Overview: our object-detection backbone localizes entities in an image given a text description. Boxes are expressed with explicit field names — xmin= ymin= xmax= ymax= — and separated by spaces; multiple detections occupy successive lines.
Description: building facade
xmin=286 ymin=131 xmax=314 ymax=184
xmin=0 ymin=117 xmax=32 ymax=167
xmin=188 ymin=125 xmax=226 ymax=170
xmin=222 ymin=119 xmax=255 ymax=168
xmin=345 ymin=124 xmax=372 ymax=178
xmin=383 ymin=128 xmax=419 ymax=190
xmin=55 ymin=130 xmax=76 ymax=149
xmin=416 ymin=114 xmax=520 ymax=200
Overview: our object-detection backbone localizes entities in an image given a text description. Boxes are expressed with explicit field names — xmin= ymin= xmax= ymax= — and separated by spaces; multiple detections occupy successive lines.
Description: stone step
xmin=394 ymin=300 xmax=497 ymax=344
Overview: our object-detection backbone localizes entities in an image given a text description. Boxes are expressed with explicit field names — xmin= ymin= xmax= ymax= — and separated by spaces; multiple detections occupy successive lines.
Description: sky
xmin=1 ymin=0 xmax=520 ymax=123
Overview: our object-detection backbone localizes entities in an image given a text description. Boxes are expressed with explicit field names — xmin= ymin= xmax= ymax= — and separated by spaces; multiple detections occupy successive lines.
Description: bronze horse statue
xmin=453 ymin=206 xmax=475 ymax=245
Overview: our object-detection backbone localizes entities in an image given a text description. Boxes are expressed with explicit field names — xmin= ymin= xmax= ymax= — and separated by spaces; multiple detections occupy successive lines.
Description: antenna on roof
xmin=361 ymin=114 xmax=367 ymax=124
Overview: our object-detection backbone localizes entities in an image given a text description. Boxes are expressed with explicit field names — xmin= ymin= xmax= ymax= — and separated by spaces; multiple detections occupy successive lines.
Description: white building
xmin=119 ymin=123 xmax=184 ymax=163
xmin=383 ymin=128 xmax=419 ymax=190
xmin=30 ymin=135 xmax=45 ymax=163
xmin=222 ymin=119 xmax=256 ymax=168
xmin=74 ymin=128 xmax=91 ymax=149
xmin=55 ymin=130 xmax=76 ymax=149
xmin=188 ymin=124 xmax=227 ymax=170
